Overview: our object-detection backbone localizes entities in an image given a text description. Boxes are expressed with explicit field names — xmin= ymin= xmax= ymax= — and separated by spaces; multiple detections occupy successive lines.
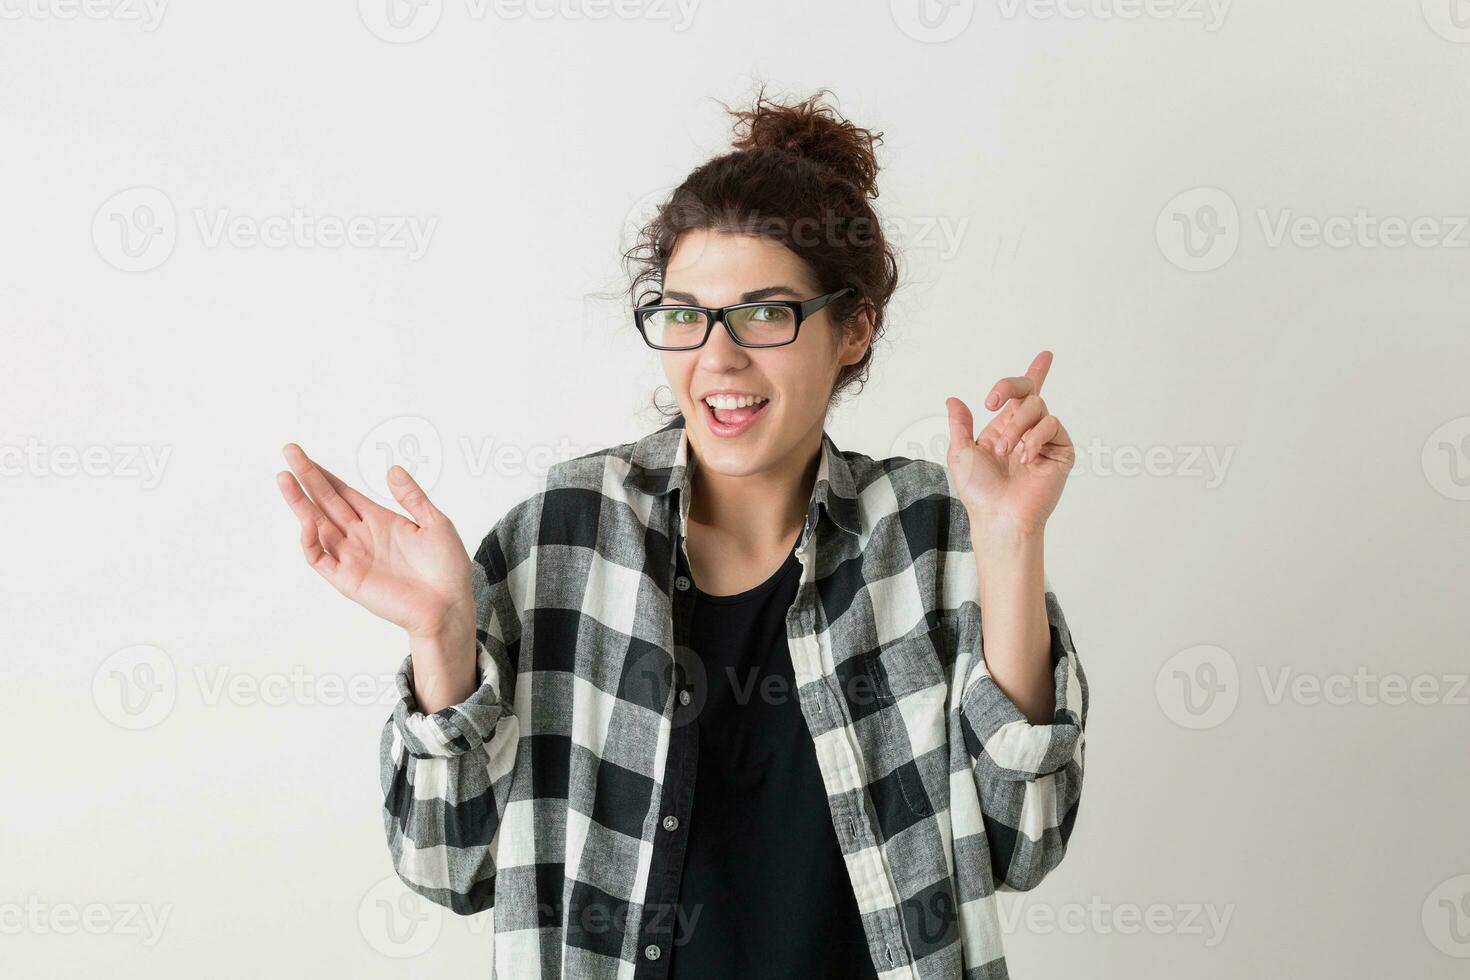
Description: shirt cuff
xmin=390 ymin=640 xmax=508 ymax=759
xmin=959 ymin=596 xmax=1086 ymax=784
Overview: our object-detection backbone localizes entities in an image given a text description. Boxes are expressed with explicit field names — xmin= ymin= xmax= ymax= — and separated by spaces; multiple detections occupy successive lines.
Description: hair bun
xmin=727 ymin=88 xmax=883 ymax=199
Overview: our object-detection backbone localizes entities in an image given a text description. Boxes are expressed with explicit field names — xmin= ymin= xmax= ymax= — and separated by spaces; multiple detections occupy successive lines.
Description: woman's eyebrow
xmin=662 ymin=285 xmax=801 ymax=304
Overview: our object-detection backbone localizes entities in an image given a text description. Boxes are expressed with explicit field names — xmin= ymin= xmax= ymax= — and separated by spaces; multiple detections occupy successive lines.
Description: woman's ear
xmin=838 ymin=305 xmax=875 ymax=367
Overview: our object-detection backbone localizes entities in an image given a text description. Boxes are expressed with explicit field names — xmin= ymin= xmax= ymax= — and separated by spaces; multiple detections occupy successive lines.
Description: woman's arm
xmin=407 ymin=620 xmax=479 ymax=714
xmin=380 ymin=523 xmax=522 ymax=915
xmin=276 ymin=445 xmax=522 ymax=914
xmin=971 ymin=525 xmax=1054 ymax=724
xmin=943 ymin=350 xmax=1088 ymax=890
xmin=946 ymin=495 xmax=1088 ymax=892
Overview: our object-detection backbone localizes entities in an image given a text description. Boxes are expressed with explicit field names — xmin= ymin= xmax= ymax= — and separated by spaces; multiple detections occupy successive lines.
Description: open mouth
xmin=700 ymin=395 xmax=771 ymax=437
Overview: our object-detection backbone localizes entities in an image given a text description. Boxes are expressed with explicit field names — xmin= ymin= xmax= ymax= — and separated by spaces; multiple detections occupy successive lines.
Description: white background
xmin=3 ymin=0 xmax=1469 ymax=977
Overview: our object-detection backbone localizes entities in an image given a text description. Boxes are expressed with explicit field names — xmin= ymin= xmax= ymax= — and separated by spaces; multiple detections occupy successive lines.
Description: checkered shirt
xmin=380 ymin=411 xmax=1088 ymax=979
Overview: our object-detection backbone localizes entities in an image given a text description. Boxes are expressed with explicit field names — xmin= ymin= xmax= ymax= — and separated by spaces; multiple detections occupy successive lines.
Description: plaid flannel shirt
xmin=380 ymin=412 xmax=1088 ymax=979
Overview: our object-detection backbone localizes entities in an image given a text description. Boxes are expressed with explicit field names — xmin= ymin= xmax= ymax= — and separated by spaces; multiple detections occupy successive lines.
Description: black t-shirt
xmin=666 ymin=546 xmax=878 ymax=980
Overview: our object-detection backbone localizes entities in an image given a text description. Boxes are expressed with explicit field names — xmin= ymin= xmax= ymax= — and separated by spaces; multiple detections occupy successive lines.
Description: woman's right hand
xmin=275 ymin=443 xmax=475 ymax=643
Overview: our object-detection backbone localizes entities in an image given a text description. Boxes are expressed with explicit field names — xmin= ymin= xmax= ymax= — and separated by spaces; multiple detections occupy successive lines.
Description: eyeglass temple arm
xmin=800 ymin=287 xmax=854 ymax=317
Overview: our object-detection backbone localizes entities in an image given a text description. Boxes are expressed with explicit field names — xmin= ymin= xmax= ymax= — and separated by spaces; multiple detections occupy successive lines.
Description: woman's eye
xmin=751 ymin=306 xmax=787 ymax=322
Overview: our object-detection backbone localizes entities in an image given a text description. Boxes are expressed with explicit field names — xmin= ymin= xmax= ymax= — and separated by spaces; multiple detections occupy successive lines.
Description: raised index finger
xmin=1025 ymin=350 xmax=1054 ymax=393
xmin=983 ymin=352 xmax=1057 ymax=411
xmin=985 ymin=376 xmax=1033 ymax=411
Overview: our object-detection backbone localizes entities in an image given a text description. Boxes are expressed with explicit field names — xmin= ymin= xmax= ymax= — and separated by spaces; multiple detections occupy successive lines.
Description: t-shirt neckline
xmin=692 ymin=546 xmax=802 ymax=605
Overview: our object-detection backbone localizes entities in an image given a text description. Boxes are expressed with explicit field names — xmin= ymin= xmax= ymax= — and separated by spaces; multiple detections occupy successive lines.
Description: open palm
xmin=945 ymin=350 xmax=1075 ymax=537
xmin=275 ymin=444 xmax=474 ymax=639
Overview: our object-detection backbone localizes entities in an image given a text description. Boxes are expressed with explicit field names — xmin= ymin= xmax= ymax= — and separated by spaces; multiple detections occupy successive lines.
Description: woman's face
xmin=658 ymin=228 xmax=870 ymax=480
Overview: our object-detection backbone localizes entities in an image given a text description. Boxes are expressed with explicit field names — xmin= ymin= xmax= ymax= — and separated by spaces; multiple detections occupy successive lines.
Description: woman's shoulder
xmin=480 ymin=432 xmax=655 ymax=566
xmin=839 ymin=442 xmax=959 ymax=518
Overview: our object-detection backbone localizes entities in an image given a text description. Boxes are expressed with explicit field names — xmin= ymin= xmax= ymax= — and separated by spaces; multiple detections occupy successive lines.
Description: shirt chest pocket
xmin=850 ymin=621 xmax=953 ymax=823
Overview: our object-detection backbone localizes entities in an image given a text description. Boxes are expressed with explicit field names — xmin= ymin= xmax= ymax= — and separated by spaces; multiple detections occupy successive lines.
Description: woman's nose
xmin=698 ymin=316 xmax=750 ymax=364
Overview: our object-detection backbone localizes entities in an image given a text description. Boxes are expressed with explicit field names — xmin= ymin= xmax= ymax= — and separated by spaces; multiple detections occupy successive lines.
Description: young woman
xmin=277 ymin=89 xmax=1088 ymax=980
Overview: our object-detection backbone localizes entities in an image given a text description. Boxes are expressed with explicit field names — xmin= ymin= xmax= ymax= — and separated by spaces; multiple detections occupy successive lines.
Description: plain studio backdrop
xmin=3 ymin=2 xmax=1468 ymax=977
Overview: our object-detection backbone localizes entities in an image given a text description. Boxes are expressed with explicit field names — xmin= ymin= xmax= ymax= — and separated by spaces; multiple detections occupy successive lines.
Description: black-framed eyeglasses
xmin=633 ymin=287 xmax=854 ymax=350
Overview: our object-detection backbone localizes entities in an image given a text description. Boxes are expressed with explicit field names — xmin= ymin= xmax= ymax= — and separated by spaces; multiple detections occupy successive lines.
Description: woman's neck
xmin=686 ymin=427 xmax=823 ymax=556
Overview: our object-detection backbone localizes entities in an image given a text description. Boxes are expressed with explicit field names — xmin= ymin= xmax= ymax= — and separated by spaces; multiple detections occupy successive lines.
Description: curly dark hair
xmin=623 ymin=84 xmax=902 ymax=416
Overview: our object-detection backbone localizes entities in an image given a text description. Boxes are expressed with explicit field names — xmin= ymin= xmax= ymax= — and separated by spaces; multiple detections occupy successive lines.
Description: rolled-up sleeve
xmin=378 ymin=522 xmax=522 ymax=915
xmin=957 ymin=583 xmax=1088 ymax=891
xmin=389 ymin=639 xmax=512 ymax=759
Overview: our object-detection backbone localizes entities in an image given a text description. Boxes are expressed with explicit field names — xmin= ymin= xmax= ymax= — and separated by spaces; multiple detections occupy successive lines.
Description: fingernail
xmin=995 ymin=437 xmax=1008 ymax=455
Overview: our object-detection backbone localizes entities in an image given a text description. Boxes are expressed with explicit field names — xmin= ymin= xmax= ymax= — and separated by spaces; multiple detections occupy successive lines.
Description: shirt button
xmin=678 ymin=689 xmax=692 ymax=706
xmin=644 ymin=944 xmax=662 ymax=961
xmin=662 ymin=815 xmax=679 ymax=831
xmin=674 ymin=575 xmax=691 ymax=591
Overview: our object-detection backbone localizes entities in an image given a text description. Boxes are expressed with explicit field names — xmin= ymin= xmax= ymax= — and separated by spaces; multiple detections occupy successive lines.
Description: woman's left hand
xmin=945 ymin=350 xmax=1075 ymax=538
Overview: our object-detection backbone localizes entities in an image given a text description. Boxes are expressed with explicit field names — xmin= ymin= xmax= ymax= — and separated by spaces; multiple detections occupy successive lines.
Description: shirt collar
xmin=623 ymin=412 xmax=862 ymax=540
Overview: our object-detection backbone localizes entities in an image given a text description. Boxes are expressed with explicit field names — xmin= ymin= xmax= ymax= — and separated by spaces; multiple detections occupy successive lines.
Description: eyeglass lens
xmin=639 ymin=304 xmax=797 ymax=348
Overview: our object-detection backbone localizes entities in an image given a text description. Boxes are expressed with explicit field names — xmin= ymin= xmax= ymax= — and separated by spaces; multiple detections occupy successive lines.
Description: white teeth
xmin=704 ymin=394 xmax=768 ymax=410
